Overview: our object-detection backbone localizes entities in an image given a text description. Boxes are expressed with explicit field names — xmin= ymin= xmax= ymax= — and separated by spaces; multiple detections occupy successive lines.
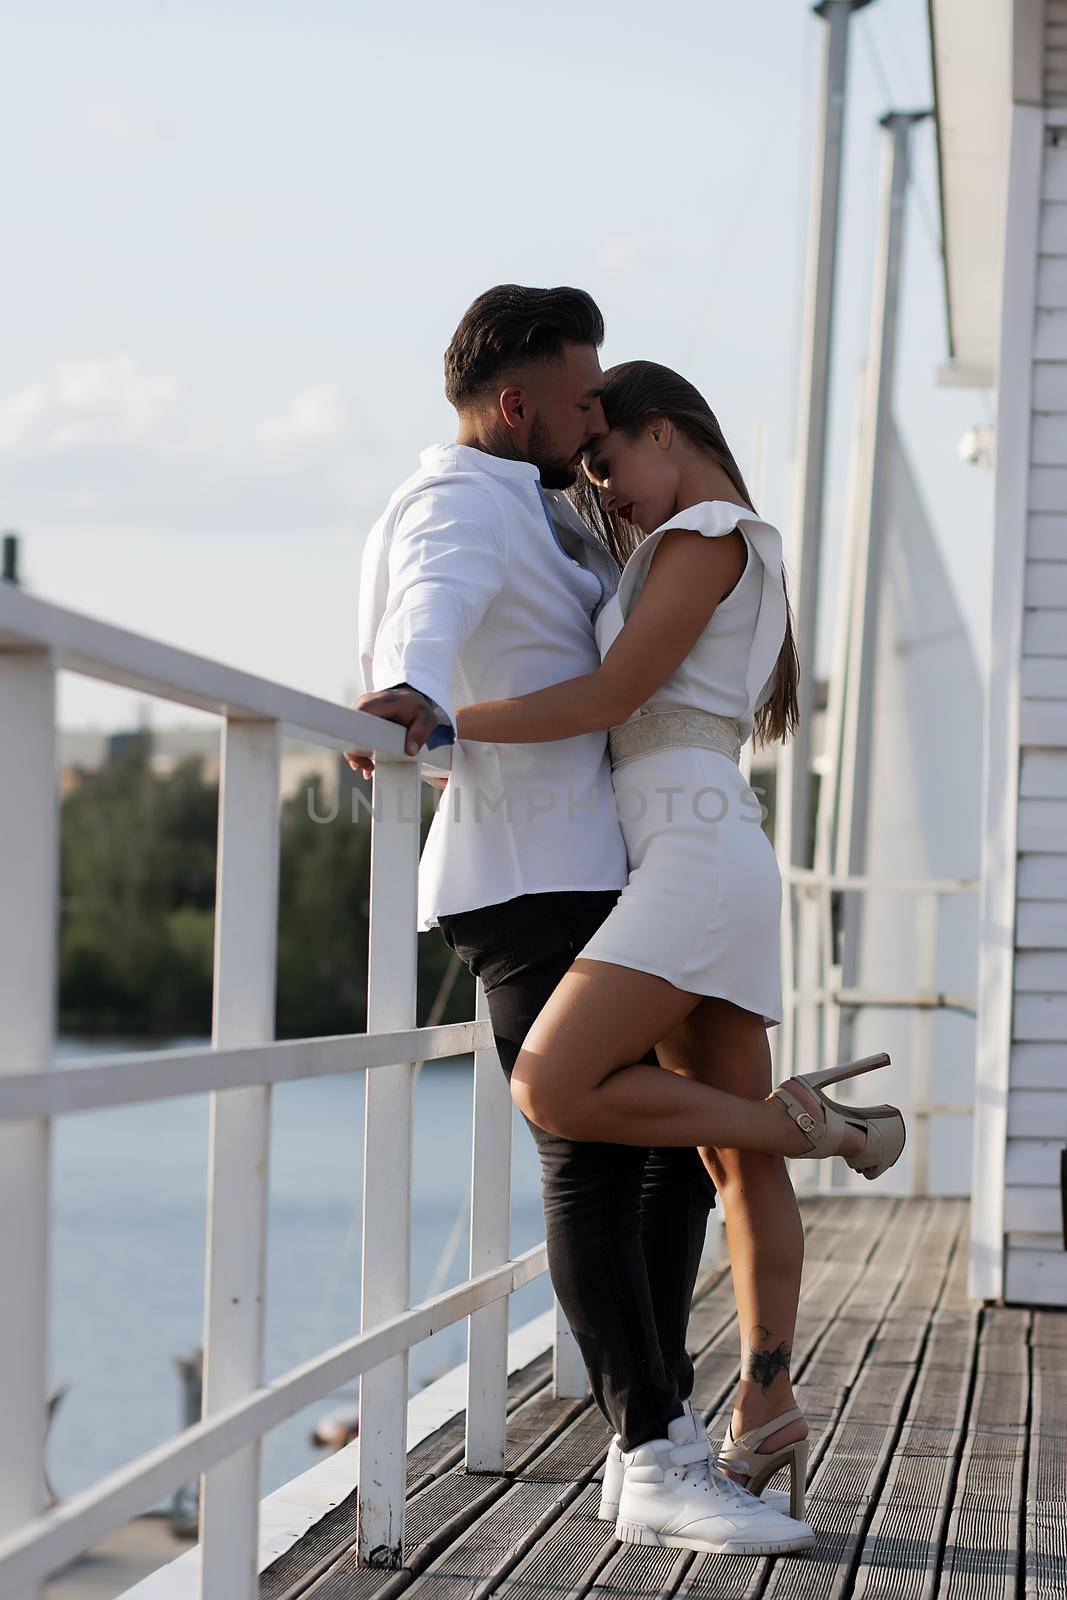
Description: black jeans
xmin=438 ymin=888 xmax=717 ymax=1451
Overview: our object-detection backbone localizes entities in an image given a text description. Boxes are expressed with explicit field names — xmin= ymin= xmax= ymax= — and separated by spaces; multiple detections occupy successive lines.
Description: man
xmin=349 ymin=285 xmax=810 ymax=1555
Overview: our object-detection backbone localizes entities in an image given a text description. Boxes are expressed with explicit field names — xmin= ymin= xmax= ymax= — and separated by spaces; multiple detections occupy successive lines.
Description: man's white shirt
xmin=358 ymin=442 xmax=629 ymax=931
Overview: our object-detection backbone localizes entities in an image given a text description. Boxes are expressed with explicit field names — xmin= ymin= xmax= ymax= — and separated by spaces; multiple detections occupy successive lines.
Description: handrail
xmin=0 ymin=584 xmax=526 ymax=1599
xmin=779 ymin=864 xmax=980 ymax=1200
xmin=0 ymin=579 xmax=451 ymax=768
xmin=0 ymin=1242 xmax=549 ymax=1597
xmin=0 ymin=1024 xmax=492 ymax=1120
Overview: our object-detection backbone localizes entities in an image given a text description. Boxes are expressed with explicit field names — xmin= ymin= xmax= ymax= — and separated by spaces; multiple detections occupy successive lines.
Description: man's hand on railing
xmin=344 ymin=685 xmax=444 ymax=776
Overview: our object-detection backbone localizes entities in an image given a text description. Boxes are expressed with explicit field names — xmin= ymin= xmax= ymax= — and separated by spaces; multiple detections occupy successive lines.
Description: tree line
xmin=59 ymin=731 xmax=473 ymax=1039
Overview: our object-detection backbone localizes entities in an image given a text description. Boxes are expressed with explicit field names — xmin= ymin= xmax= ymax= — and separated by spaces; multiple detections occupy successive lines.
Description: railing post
xmin=200 ymin=719 xmax=281 ymax=1599
xmin=909 ymin=890 xmax=939 ymax=1197
xmin=358 ymin=760 xmax=419 ymax=1566
xmin=465 ymin=981 xmax=511 ymax=1470
xmin=776 ymin=867 xmax=797 ymax=1088
xmin=796 ymin=886 xmax=822 ymax=1080
xmin=553 ymin=1299 xmax=589 ymax=1399
xmin=0 ymin=651 xmax=57 ymax=1600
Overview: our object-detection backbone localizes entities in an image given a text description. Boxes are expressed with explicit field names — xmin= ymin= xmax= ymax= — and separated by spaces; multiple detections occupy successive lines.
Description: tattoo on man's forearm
xmin=745 ymin=1325 xmax=792 ymax=1393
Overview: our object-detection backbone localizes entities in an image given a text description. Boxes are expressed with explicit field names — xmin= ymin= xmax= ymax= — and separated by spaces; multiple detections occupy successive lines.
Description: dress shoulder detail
xmin=615 ymin=500 xmax=788 ymax=727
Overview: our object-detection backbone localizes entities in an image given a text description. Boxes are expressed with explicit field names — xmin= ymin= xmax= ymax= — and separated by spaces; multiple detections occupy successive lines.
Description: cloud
xmin=0 ymin=382 xmax=49 ymax=449
xmin=254 ymin=384 xmax=348 ymax=454
xmin=0 ymin=357 xmax=180 ymax=452
xmin=0 ymin=359 xmax=369 ymax=533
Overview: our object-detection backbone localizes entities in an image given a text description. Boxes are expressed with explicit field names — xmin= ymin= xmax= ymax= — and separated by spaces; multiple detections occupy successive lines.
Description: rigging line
xmin=858 ymin=12 xmax=944 ymax=265
xmin=683 ymin=12 xmax=813 ymax=359
xmin=857 ymin=10 xmax=895 ymax=107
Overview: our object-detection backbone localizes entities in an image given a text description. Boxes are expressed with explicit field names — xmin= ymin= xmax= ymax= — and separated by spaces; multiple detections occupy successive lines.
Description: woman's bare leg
xmin=511 ymin=958 xmax=865 ymax=1162
xmin=655 ymin=996 xmax=807 ymax=1468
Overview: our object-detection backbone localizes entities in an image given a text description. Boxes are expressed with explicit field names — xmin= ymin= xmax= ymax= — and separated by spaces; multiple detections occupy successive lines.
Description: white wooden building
xmin=932 ymin=0 xmax=1067 ymax=1304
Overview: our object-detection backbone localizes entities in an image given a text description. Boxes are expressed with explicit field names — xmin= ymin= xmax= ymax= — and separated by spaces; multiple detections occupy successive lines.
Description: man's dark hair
xmin=444 ymin=284 xmax=605 ymax=409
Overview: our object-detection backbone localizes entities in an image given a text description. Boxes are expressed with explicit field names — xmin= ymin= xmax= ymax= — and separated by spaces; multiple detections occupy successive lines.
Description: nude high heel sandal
xmin=770 ymin=1051 xmax=906 ymax=1180
xmin=718 ymin=1408 xmax=810 ymax=1522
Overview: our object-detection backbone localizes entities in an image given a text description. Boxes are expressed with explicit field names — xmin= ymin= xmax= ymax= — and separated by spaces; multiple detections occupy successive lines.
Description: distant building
xmin=58 ymin=725 xmax=340 ymax=803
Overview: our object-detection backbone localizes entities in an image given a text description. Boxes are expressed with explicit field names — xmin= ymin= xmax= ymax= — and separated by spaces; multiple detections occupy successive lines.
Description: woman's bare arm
xmin=455 ymin=527 xmax=747 ymax=743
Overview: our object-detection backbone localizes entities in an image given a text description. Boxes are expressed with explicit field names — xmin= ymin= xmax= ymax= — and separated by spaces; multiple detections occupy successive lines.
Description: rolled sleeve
xmin=373 ymin=481 xmax=507 ymax=727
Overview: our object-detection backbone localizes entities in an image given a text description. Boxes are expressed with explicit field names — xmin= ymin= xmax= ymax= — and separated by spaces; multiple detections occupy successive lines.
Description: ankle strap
xmin=771 ymin=1082 xmax=823 ymax=1149
xmin=726 ymin=1406 xmax=804 ymax=1452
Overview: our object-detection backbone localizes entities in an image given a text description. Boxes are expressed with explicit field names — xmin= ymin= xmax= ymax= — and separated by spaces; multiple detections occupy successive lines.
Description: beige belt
xmin=608 ymin=707 xmax=742 ymax=769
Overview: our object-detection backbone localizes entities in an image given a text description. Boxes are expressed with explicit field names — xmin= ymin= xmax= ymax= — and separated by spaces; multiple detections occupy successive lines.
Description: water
xmin=50 ymin=1037 xmax=550 ymax=1505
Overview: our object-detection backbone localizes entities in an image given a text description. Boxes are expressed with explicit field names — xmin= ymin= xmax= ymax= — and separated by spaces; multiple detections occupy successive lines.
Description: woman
xmin=453 ymin=361 xmax=905 ymax=1526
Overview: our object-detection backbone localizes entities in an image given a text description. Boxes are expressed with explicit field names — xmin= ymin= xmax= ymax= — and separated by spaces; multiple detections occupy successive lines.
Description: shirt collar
xmin=420 ymin=442 xmax=542 ymax=483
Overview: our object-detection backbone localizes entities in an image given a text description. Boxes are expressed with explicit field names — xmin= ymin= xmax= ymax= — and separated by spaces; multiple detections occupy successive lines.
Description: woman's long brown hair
xmin=568 ymin=359 xmax=800 ymax=748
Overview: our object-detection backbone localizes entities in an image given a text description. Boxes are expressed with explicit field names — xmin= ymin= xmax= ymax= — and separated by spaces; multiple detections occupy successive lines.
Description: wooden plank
xmin=1029 ymin=464 xmax=1067 ymax=509
xmin=501 ymin=1200 xmax=885 ymax=1600
xmin=1036 ymin=258 xmax=1067 ymax=309
xmin=1018 ymin=795 xmax=1067 ymax=850
xmin=1004 ymin=1248 xmax=1067 ymax=1305
xmin=1006 ymin=1231 xmax=1062 ymax=1252
xmin=749 ymin=1203 xmax=964 ymax=1600
xmin=1017 ymin=855 xmax=1067 ymax=900
xmin=1020 ymin=747 xmax=1067 ymax=798
xmin=1025 ymin=1312 xmax=1067 ymax=1597
xmin=500 ymin=1482 xmax=666 ymax=1600
xmin=1038 ymin=204 xmax=1067 ymax=256
xmin=261 ymin=1201 xmax=1055 ymax=1600
xmin=260 ymin=1254 xmax=732 ymax=1599
xmin=1005 ymin=1137 xmax=1064 ymax=1188
xmin=1031 ymin=409 xmax=1067 ymax=456
xmin=680 ymin=1203 xmax=958 ymax=1600
xmin=1021 ymin=656 xmax=1067 ymax=705
xmin=1026 ymin=514 xmax=1067 ymax=559
xmin=1007 ymin=1087 xmax=1067 ymax=1134
xmin=1024 ymin=560 xmax=1067 ymax=608
xmin=1009 ymin=1040 xmax=1067 ymax=1086
xmin=1032 ymin=362 xmax=1067 ymax=411
xmin=1034 ymin=311 xmax=1067 ymax=360
xmin=255 ymin=1202 xmax=1067 ymax=1600
xmin=388 ymin=1205 xmax=877 ymax=1600
xmin=851 ymin=1243 xmax=978 ymax=1600
xmin=1019 ymin=699 xmax=1067 ymax=746
xmin=936 ymin=1309 xmax=1030 ymax=1599
xmin=1022 ymin=609 xmax=1067 ymax=655
xmin=259 ymin=1350 xmax=558 ymax=1599
xmin=1015 ymin=949 xmax=1067 ymax=991
xmin=1004 ymin=1184 xmax=1064 ymax=1234
xmin=261 ymin=1199 xmax=845 ymax=1599
xmin=1041 ymin=146 xmax=1067 ymax=205
xmin=1012 ymin=996 xmax=1067 ymax=1043
xmin=1016 ymin=901 xmax=1067 ymax=950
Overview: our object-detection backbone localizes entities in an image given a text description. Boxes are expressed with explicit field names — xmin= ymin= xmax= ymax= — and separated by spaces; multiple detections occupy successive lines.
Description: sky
xmin=1 ymin=0 xmax=995 ymax=734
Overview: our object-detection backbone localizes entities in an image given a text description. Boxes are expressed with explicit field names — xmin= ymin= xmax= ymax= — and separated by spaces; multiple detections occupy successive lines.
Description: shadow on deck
xmin=259 ymin=1197 xmax=1065 ymax=1600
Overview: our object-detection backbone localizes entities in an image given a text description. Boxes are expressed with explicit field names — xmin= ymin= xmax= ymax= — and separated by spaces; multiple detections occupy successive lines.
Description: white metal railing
xmin=0 ymin=582 xmax=568 ymax=1599
xmin=779 ymin=863 xmax=980 ymax=1196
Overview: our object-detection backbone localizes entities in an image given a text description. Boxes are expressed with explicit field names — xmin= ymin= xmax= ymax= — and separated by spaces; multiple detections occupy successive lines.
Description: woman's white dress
xmin=576 ymin=500 xmax=788 ymax=1028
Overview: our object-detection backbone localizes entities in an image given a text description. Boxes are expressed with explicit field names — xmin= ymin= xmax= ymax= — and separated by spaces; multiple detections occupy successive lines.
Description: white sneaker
xmin=597 ymin=1398 xmax=793 ymax=1521
xmin=613 ymin=1407 xmax=815 ymax=1556
xmin=598 ymin=1398 xmax=704 ymax=1520
xmin=597 ymin=1433 xmax=627 ymax=1521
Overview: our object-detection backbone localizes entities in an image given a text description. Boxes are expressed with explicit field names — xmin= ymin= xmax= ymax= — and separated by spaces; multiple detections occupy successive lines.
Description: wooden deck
xmin=258 ymin=1198 xmax=1065 ymax=1600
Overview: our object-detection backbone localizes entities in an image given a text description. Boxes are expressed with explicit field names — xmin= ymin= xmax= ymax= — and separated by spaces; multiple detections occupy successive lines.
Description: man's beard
xmin=527 ymin=416 xmax=581 ymax=489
